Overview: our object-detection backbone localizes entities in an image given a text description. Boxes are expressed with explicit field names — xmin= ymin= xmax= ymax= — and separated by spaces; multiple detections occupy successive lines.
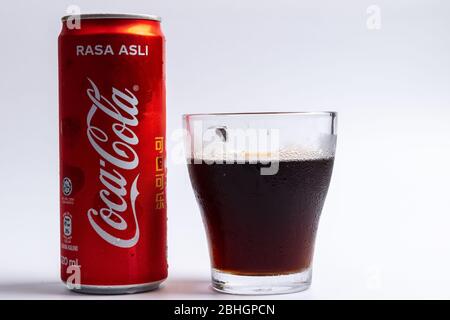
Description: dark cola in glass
xmin=184 ymin=112 xmax=337 ymax=294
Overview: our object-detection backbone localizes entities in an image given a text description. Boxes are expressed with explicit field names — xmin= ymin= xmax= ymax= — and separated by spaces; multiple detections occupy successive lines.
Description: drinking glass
xmin=183 ymin=112 xmax=337 ymax=294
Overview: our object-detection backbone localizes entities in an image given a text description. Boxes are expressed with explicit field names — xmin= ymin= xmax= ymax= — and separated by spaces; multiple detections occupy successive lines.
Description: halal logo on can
xmin=63 ymin=212 xmax=72 ymax=238
xmin=63 ymin=177 xmax=72 ymax=196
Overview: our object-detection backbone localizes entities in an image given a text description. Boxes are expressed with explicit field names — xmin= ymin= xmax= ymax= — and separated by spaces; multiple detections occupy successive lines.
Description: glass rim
xmin=183 ymin=111 xmax=337 ymax=119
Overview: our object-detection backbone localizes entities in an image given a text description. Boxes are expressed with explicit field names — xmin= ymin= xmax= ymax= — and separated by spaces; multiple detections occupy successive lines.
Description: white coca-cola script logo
xmin=85 ymin=78 xmax=140 ymax=248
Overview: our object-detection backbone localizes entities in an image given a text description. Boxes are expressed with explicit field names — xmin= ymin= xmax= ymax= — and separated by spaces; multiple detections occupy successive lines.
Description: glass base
xmin=211 ymin=268 xmax=312 ymax=295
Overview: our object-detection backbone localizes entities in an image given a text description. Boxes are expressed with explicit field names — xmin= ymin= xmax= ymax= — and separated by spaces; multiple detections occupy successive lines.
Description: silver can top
xmin=61 ymin=13 xmax=161 ymax=22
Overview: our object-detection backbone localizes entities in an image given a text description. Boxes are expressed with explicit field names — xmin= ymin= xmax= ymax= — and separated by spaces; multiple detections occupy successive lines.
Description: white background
xmin=0 ymin=0 xmax=449 ymax=299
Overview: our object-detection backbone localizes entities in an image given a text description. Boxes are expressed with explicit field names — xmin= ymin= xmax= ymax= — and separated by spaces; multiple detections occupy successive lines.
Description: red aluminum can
xmin=58 ymin=13 xmax=167 ymax=294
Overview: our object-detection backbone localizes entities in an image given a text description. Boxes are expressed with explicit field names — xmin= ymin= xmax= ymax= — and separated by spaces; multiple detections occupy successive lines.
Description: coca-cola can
xmin=58 ymin=13 xmax=167 ymax=294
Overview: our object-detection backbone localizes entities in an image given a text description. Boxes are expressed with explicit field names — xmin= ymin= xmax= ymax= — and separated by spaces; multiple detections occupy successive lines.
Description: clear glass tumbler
xmin=183 ymin=112 xmax=337 ymax=294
